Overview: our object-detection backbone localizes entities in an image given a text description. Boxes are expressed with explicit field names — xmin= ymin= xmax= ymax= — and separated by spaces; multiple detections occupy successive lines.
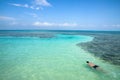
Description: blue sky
xmin=0 ymin=0 xmax=120 ymax=30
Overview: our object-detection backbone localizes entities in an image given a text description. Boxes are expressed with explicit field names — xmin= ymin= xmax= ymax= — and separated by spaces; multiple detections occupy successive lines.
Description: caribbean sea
xmin=0 ymin=30 xmax=119 ymax=80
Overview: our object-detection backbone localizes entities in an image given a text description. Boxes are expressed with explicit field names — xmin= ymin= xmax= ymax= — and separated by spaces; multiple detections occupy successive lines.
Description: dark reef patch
xmin=77 ymin=32 xmax=120 ymax=65
xmin=0 ymin=30 xmax=55 ymax=38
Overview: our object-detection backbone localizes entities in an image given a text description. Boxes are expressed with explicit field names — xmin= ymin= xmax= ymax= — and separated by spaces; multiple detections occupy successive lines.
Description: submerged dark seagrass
xmin=77 ymin=32 xmax=120 ymax=65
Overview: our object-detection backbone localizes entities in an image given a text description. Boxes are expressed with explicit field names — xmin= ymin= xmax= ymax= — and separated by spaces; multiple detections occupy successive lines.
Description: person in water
xmin=86 ymin=61 xmax=99 ymax=69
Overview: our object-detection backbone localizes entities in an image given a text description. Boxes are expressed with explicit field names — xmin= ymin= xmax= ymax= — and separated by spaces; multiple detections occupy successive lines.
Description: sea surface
xmin=0 ymin=30 xmax=120 ymax=80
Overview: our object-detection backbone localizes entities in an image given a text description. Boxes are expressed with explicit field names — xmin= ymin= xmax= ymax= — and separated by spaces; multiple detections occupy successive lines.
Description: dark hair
xmin=86 ymin=61 xmax=89 ymax=63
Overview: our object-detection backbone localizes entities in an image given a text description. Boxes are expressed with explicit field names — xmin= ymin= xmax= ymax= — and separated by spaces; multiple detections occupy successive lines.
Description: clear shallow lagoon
xmin=0 ymin=31 xmax=120 ymax=80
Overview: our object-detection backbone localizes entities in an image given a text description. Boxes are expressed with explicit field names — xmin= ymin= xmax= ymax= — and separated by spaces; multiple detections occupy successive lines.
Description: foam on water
xmin=0 ymin=34 xmax=120 ymax=80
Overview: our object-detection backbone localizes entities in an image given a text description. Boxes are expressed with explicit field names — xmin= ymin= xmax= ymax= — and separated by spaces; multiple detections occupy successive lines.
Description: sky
xmin=0 ymin=0 xmax=120 ymax=30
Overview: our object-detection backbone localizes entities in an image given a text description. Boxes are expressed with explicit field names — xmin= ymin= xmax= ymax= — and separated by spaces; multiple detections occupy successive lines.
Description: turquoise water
xmin=0 ymin=33 xmax=120 ymax=80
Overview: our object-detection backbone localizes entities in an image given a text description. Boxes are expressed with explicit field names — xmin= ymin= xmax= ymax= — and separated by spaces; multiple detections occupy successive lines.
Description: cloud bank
xmin=33 ymin=22 xmax=78 ymax=27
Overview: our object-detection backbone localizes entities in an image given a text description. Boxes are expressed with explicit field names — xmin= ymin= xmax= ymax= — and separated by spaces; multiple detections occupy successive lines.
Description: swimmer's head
xmin=86 ymin=61 xmax=89 ymax=63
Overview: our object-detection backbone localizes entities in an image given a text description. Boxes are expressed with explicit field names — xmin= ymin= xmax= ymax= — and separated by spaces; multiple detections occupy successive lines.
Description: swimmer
xmin=86 ymin=61 xmax=99 ymax=69
xmin=86 ymin=61 xmax=107 ymax=73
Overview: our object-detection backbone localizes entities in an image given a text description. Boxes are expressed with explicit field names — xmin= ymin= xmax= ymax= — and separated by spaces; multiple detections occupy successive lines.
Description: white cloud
xmin=9 ymin=0 xmax=51 ymax=10
xmin=58 ymin=23 xmax=77 ymax=27
xmin=33 ymin=22 xmax=78 ymax=27
xmin=24 ymin=4 xmax=29 ymax=8
xmin=35 ymin=0 xmax=51 ymax=6
xmin=9 ymin=3 xmax=22 ymax=7
xmin=0 ymin=16 xmax=15 ymax=21
xmin=9 ymin=3 xmax=29 ymax=8
xmin=33 ymin=22 xmax=54 ymax=26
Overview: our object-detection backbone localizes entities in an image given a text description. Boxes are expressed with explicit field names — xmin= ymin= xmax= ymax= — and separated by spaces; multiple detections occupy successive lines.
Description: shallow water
xmin=0 ymin=33 xmax=120 ymax=80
